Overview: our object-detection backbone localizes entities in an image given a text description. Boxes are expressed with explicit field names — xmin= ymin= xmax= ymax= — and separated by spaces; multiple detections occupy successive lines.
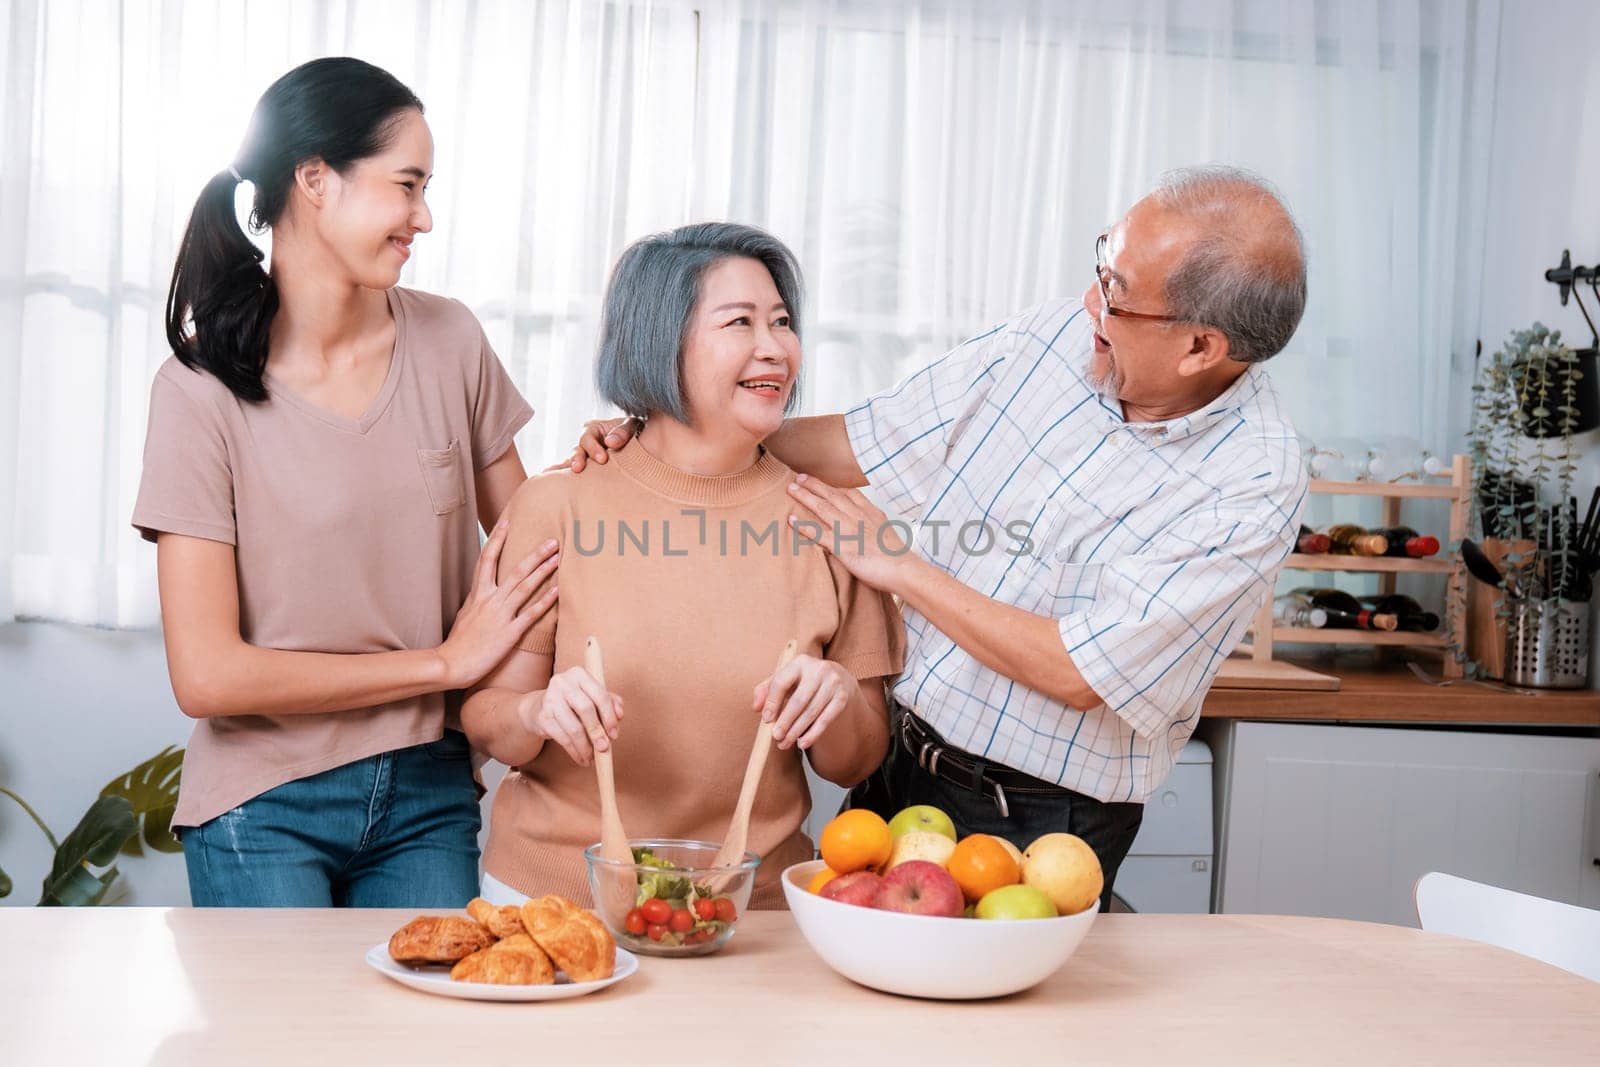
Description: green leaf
xmin=39 ymin=795 xmax=136 ymax=906
xmin=100 ymin=746 xmax=184 ymax=857
xmin=0 ymin=785 xmax=60 ymax=850
xmin=0 ymin=863 xmax=11 ymax=898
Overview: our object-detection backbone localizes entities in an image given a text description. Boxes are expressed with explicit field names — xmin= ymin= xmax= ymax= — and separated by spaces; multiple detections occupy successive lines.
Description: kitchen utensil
xmin=1461 ymin=538 xmax=1507 ymax=589
xmin=584 ymin=636 xmax=636 ymax=925
xmin=710 ymin=639 xmax=799 ymax=876
xmin=1505 ymin=597 xmax=1590 ymax=688
xmin=1579 ymin=486 xmax=1600 ymax=576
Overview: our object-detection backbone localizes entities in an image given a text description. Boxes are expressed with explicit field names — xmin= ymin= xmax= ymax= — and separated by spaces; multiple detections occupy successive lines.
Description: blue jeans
xmin=848 ymin=717 xmax=1143 ymax=912
xmin=180 ymin=731 xmax=481 ymax=908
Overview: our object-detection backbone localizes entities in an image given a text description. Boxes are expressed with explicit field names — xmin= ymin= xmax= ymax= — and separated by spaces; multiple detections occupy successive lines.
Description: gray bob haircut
xmin=1149 ymin=165 xmax=1307 ymax=363
xmin=595 ymin=222 xmax=804 ymax=423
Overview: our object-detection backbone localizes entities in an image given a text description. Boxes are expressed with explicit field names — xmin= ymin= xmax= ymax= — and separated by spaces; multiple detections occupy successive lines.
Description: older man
xmin=570 ymin=166 xmax=1307 ymax=908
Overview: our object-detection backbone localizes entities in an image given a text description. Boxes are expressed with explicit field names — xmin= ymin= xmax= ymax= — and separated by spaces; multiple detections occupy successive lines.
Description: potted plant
xmin=1470 ymin=323 xmax=1581 ymax=582
xmin=1467 ymin=324 xmax=1589 ymax=686
xmin=0 ymin=746 xmax=183 ymax=905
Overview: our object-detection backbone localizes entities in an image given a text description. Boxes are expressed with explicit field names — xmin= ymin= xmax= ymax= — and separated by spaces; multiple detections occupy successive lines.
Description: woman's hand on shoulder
xmin=517 ymin=666 xmax=624 ymax=767
xmin=436 ymin=519 xmax=560 ymax=688
xmin=752 ymin=655 xmax=857 ymax=751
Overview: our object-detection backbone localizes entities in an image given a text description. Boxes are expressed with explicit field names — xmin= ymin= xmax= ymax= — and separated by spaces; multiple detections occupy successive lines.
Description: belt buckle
xmin=989 ymin=778 xmax=1010 ymax=818
xmin=898 ymin=709 xmax=918 ymax=747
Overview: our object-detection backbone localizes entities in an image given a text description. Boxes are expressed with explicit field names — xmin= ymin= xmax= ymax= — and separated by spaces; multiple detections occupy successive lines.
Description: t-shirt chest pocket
xmin=416 ymin=439 xmax=467 ymax=515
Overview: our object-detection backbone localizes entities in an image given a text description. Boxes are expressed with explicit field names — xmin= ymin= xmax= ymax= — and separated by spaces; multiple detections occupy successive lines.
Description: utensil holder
xmin=1503 ymin=597 xmax=1591 ymax=688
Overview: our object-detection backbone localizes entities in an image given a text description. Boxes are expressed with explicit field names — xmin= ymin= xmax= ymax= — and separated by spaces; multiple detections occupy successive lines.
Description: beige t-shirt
xmin=482 ymin=442 xmax=907 ymax=909
xmin=132 ymin=287 xmax=533 ymax=827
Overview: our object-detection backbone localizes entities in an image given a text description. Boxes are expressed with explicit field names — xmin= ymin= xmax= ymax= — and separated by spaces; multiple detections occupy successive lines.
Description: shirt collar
xmin=1093 ymin=362 xmax=1263 ymax=444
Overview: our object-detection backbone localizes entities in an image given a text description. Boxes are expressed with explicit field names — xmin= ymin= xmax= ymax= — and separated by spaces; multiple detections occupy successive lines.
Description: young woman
xmin=462 ymin=223 xmax=905 ymax=909
xmin=134 ymin=58 xmax=558 ymax=907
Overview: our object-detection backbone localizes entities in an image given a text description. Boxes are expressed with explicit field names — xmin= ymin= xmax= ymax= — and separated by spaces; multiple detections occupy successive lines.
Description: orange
xmin=818 ymin=809 xmax=893 ymax=874
xmin=806 ymin=866 xmax=842 ymax=895
xmin=947 ymin=833 xmax=1022 ymax=903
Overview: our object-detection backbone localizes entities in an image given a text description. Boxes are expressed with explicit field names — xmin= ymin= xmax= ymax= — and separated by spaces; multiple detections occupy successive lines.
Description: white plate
xmin=365 ymin=943 xmax=639 ymax=1001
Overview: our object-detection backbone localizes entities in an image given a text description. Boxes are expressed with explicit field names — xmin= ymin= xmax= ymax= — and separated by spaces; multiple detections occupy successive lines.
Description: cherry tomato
xmin=693 ymin=898 xmax=717 ymax=922
xmin=670 ymin=908 xmax=695 ymax=933
xmin=688 ymin=928 xmax=713 ymax=944
xmin=640 ymin=898 xmax=672 ymax=925
xmin=713 ymin=897 xmax=737 ymax=923
xmin=624 ymin=908 xmax=647 ymax=936
xmin=646 ymin=922 xmax=668 ymax=942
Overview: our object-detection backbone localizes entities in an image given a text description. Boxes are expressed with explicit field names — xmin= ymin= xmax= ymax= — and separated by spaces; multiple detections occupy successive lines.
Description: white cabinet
xmin=1207 ymin=720 xmax=1600 ymax=925
xmin=1115 ymin=739 xmax=1214 ymax=913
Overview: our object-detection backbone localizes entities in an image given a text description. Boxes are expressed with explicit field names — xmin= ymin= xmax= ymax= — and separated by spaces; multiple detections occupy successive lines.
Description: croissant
xmin=450 ymin=933 xmax=556 ymax=985
xmin=450 ymin=947 xmax=552 ymax=985
xmin=467 ymin=896 xmax=526 ymax=939
xmin=529 ymin=906 xmax=616 ymax=982
xmin=519 ymin=894 xmax=580 ymax=940
xmin=387 ymin=916 xmax=495 ymax=964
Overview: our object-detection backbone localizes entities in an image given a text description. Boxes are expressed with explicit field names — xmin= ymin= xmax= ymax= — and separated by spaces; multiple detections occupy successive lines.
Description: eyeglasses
xmin=1095 ymin=233 xmax=1182 ymax=324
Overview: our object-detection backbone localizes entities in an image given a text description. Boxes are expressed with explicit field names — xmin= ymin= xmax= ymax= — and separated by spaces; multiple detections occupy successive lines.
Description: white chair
xmin=1414 ymin=871 xmax=1600 ymax=982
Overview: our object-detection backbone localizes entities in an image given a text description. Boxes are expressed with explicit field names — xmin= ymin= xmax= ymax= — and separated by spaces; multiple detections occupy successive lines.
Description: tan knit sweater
xmin=483 ymin=441 xmax=905 ymax=908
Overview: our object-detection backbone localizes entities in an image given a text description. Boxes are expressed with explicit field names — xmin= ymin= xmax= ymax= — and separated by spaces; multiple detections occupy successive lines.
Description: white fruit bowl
xmin=780 ymin=859 xmax=1097 ymax=999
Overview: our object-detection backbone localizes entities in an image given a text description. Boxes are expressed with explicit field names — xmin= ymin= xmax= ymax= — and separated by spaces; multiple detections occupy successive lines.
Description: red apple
xmin=871 ymin=860 xmax=964 ymax=918
xmin=819 ymin=870 xmax=883 ymax=908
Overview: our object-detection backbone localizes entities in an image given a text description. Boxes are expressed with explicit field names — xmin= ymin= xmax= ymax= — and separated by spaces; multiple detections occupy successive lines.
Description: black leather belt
xmin=895 ymin=708 xmax=1071 ymax=818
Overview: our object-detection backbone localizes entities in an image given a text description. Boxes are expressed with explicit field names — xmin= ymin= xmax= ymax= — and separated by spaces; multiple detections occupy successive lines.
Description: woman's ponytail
xmin=164 ymin=169 xmax=279 ymax=402
xmin=162 ymin=57 xmax=423 ymax=402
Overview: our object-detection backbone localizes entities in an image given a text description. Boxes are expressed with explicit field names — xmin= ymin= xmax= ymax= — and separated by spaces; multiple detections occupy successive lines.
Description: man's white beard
xmin=1089 ymin=347 xmax=1116 ymax=393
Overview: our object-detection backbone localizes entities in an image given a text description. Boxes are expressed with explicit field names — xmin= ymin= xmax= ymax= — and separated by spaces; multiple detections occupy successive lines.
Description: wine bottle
xmin=1326 ymin=524 xmax=1387 ymax=556
xmin=1289 ymin=587 xmax=1399 ymax=630
xmin=1358 ymin=594 xmax=1440 ymax=632
xmin=1296 ymin=525 xmax=1331 ymax=554
xmin=1375 ymin=525 xmax=1440 ymax=558
xmin=1273 ymin=593 xmax=1330 ymax=628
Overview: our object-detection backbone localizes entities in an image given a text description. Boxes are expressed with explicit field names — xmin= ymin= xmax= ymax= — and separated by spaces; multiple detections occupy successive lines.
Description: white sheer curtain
xmin=0 ymin=0 xmax=1500 ymax=627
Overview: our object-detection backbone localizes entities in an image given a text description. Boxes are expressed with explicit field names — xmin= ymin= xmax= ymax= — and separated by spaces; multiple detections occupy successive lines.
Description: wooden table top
xmin=4 ymin=907 xmax=1596 ymax=1065
xmin=1204 ymin=655 xmax=1600 ymax=726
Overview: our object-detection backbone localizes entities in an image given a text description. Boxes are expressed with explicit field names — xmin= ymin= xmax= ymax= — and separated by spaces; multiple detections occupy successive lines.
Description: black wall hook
xmin=1544 ymin=249 xmax=1598 ymax=348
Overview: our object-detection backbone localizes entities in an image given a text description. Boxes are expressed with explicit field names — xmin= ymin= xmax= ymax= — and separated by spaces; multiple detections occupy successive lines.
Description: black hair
xmin=164 ymin=57 xmax=424 ymax=401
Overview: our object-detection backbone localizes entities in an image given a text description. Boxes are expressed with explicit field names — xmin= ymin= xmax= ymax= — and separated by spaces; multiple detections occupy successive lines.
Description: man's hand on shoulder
xmin=546 ymin=416 xmax=638 ymax=474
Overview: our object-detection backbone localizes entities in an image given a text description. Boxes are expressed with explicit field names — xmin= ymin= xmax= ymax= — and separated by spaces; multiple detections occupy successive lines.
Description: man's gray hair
xmin=596 ymin=222 xmax=804 ymax=422
xmin=1150 ymin=165 xmax=1306 ymax=363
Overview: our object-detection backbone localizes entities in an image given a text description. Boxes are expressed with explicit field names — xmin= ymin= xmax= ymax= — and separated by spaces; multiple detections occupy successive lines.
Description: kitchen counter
xmin=1205 ymin=655 xmax=1600 ymax=726
xmin=5 ymin=907 xmax=1596 ymax=1064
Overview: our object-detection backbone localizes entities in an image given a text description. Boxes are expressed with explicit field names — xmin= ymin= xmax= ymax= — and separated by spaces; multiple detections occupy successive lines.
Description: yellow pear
xmin=885 ymin=829 xmax=958 ymax=870
xmin=1020 ymin=833 xmax=1103 ymax=916
xmin=995 ymin=837 xmax=1024 ymax=868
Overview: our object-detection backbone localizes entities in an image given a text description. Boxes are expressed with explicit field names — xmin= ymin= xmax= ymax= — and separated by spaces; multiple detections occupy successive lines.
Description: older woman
xmin=461 ymin=223 xmax=905 ymax=908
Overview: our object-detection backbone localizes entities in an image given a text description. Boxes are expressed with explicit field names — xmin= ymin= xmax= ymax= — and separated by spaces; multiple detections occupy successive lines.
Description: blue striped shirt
xmin=845 ymin=298 xmax=1306 ymax=803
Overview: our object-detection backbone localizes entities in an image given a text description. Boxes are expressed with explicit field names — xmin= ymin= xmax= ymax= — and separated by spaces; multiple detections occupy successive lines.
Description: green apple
xmin=886 ymin=804 xmax=957 ymax=841
xmin=975 ymin=884 xmax=1058 ymax=920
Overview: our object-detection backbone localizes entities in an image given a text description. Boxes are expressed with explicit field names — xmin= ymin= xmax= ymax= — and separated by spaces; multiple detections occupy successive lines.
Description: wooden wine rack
xmin=1243 ymin=454 xmax=1471 ymax=679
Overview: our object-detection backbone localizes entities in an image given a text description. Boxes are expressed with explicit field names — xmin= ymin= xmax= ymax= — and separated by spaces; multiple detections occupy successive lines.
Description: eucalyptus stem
xmin=0 ymin=786 xmax=60 ymax=851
